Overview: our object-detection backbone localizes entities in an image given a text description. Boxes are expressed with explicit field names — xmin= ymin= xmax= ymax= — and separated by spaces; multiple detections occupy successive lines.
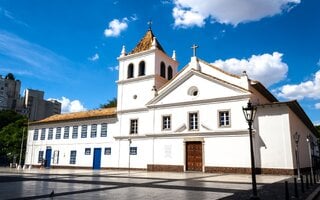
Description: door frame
xmin=184 ymin=138 xmax=204 ymax=172
xmin=93 ymin=148 xmax=102 ymax=170
xmin=45 ymin=147 xmax=52 ymax=168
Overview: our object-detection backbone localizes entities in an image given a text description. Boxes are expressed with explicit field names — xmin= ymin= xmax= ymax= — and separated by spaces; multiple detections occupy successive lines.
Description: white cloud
xmin=315 ymin=103 xmax=320 ymax=109
xmin=212 ymin=52 xmax=288 ymax=87
xmin=88 ymin=53 xmax=99 ymax=61
xmin=172 ymin=0 xmax=300 ymax=28
xmin=104 ymin=18 xmax=128 ymax=37
xmin=173 ymin=6 xmax=205 ymax=28
xmin=277 ymin=70 xmax=320 ymax=100
xmin=108 ymin=65 xmax=119 ymax=71
xmin=53 ymin=97 xmax=87 ymax=113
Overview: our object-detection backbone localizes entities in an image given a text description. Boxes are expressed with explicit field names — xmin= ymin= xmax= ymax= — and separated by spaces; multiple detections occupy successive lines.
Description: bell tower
xmin=117 ymin=28 xmax=179 ymax=113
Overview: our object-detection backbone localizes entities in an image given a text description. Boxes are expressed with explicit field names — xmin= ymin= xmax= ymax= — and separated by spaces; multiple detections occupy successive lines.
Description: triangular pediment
xmin=147 ymin=69 xmax=250 ymax=107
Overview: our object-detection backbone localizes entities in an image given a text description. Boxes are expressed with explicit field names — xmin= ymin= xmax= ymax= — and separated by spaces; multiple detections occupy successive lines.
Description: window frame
xmin=72 ymin=126 xmax=78 ymax=139
xmin=130 ymin=119 xmax=138 ymax=134
xmin=218 ymin=110 xmax=231 ymax=128
xmin=84 ymin=148 xmax=91 ymax=155
xmin=167 ymin=66 xmax=173 ymax=80
xmin=101 ymin=123 xmax=108 ymax=137
xmin=138 ymin=61 xmax=145 ymax=76
xmin=48 ymin=128 xmax=53 ymax=140
xmin=188 ymin=111 xmax=199 ymax=131
xmin=127 ymin=63 xmax=134 ymax=78
xmin=162 ymin=115 xmax=171 ymax=131
xmin=69 ymin=150 xmax=77 ymax=164
xmin=38 ymin=151 xmax=44 ymax=163
xmin=56 ymin=127 xmax=61 ymax=139
xmin=33 ymin=129 xmax=39 ymax=141
xmin=90 ymin=124 xmax=97 ymax=138
xmin=63 ymin=126 xmax=70 ymax=139
xmin=130 ymin=147 xmax=137 ymax=155
xmin=81 ymin=125 xmax=87 ymax=138
xmin=40 ymin=128 xmax=46 ymax=140
xmin=104 ymin=147 xmax=111 ymax=155
xmin=160 ymin=61 xmax=166 ymax=78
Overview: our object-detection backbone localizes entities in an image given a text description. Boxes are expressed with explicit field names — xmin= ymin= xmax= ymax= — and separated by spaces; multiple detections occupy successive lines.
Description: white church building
xmin=24 ymin=29 xmax=319 ymax=175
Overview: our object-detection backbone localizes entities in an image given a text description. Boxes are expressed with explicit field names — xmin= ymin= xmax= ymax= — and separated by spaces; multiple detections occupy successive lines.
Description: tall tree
xmin=5 ymin=73 xmax=15 ymax=80
xmin=0 ymin=111 xmax=27 ymax=166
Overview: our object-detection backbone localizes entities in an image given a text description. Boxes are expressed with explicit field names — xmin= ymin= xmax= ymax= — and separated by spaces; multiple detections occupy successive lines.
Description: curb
xmin=306 ymin=185 xmax=320 ymax=200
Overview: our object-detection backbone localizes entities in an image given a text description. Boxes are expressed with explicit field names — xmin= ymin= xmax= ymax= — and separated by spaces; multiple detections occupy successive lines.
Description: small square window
xmin=104 ymin=147 xmax=111 ymax=155
xmin=130 ymin=147 xmax=137 ymax=155
xmin=219 ymin=111 xmax=230 ymax=127
xmin=85 ymin=148 xmax=91 ymax=155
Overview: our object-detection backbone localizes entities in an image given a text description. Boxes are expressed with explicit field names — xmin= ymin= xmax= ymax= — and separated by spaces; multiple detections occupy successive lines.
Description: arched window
xmin=168 ymin=66 xmax=173 ymax=80
xmin=139 ymin=61 xmax=145 ymax=76
xmin=160 ymin=62 xmax=166 ymax=78
xmin=127 ymin=63 xmax=134 ymax=78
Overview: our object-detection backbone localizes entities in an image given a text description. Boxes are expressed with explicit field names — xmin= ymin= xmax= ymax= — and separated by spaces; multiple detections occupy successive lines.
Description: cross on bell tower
xmin=191 ymin=44 xmax=199 ymax=57
xmin=148 ymin=20 xmax=152 ymax=30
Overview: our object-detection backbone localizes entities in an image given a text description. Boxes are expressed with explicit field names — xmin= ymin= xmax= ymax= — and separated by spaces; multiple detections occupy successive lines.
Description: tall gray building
xmin=0 ymin=73 xmax=21 ymax=111
xmin=24 ymin=89 xmax=61 ymax=121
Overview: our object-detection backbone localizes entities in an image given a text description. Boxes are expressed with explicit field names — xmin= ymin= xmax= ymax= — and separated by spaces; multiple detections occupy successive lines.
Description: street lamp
xmin=294 ymin=132 xmax=300 ymax=178
xmin=242 ymin=101 xmax=259 ymax=200
xmin=306 ymin=134 xmax=314 ymax=178
xmin=128 ymin=138 xmax=132 ymax=173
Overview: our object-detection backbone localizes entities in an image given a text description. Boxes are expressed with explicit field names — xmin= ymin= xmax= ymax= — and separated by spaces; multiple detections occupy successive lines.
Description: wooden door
xmin=186 ymin=142 xmax=202 ymax=171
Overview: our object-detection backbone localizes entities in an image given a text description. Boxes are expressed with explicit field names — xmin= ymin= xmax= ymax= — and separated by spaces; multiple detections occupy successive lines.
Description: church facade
xmin=24 ymin=29 xmax=318 ymax=175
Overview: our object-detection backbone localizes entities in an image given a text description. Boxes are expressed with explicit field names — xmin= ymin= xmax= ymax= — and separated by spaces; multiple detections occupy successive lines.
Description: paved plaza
xmin=0 ymin=168 xmax=319 ymax=200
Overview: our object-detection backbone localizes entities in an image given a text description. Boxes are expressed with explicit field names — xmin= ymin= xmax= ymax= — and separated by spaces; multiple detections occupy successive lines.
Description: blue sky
xmin=0 ymin=0 xmax=319 ymax=124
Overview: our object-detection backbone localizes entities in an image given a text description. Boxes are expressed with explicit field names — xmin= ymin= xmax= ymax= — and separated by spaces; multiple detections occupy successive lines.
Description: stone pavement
xmin=0 ymin=167 xmax=319 ymax=200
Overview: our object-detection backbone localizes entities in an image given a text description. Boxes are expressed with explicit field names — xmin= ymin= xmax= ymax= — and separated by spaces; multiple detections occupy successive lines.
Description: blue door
xmin=93 ymin=148 xmax=101 ymax=170
xmin=45 ymin=148 xmax=52 ymax=168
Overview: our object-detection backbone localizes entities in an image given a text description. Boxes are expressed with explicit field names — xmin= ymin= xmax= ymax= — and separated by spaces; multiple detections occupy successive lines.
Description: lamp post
xmin=306 ymin=134 xmax=314 ymax=178
xmin=242 ymin=101 xmax=259 ymax=200
xmin=17 ymin=127 xmax=25 ymax=169
xmin=128 ymin=138 xmax=132 ymax=174
xmin=294 ymin=132 xmax=300 ymax=178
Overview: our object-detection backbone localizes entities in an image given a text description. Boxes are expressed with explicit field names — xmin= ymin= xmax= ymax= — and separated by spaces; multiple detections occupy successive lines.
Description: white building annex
xmin=24 ymin=28 xmax=319 ymax=175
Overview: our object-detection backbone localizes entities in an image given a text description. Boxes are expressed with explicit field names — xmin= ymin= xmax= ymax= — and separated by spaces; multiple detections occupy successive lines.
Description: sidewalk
xmin=0 ymin=167 xmax=319 ymax=199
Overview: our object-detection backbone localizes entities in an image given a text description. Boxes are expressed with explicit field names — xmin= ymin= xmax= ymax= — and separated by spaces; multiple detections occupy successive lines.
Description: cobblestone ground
xmin=0 ymin=168 xmax=319 ymax=200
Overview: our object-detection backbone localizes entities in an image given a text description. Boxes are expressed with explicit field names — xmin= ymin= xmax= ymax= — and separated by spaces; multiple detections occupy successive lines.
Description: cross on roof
xmin=148 ymin=20 xmax=152 ymax=30
xmin=191 ymin=44 xmax=199 ymax=57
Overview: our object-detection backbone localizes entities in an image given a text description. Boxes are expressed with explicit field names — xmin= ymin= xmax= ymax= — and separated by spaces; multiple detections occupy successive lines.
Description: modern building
xmin=24 ymin=29 xmax=318 ymax=175
xmin=24 ymin=89 xmax=61 ymax=121
xmin=0 ymin=73 xmax=21 ymax=111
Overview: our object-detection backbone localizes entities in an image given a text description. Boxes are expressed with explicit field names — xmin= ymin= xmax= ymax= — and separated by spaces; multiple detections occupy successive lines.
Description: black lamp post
xmin=242 ymin=101 xmax=259 ymax=200
xmin=294 ymin=132 xmax=300 ymax=178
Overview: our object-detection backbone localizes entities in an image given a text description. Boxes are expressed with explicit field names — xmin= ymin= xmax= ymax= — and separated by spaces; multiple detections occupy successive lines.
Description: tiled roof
xmin=129 ymin=29 xmax=165 ymax=55
xmin=30 ymin=107 xmax=116 ymax=125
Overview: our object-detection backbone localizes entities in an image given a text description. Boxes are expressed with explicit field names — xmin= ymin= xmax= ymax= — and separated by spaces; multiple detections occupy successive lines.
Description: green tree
xmin=0 ymin=111 xmax=27 ymax=166
xmin=100 ymin=97 xmax=117 ymax=108
xmin=316 ymin=125 xmax=320 ymax=137
xmin=5 ymin=73 xmax=15 ymax=80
